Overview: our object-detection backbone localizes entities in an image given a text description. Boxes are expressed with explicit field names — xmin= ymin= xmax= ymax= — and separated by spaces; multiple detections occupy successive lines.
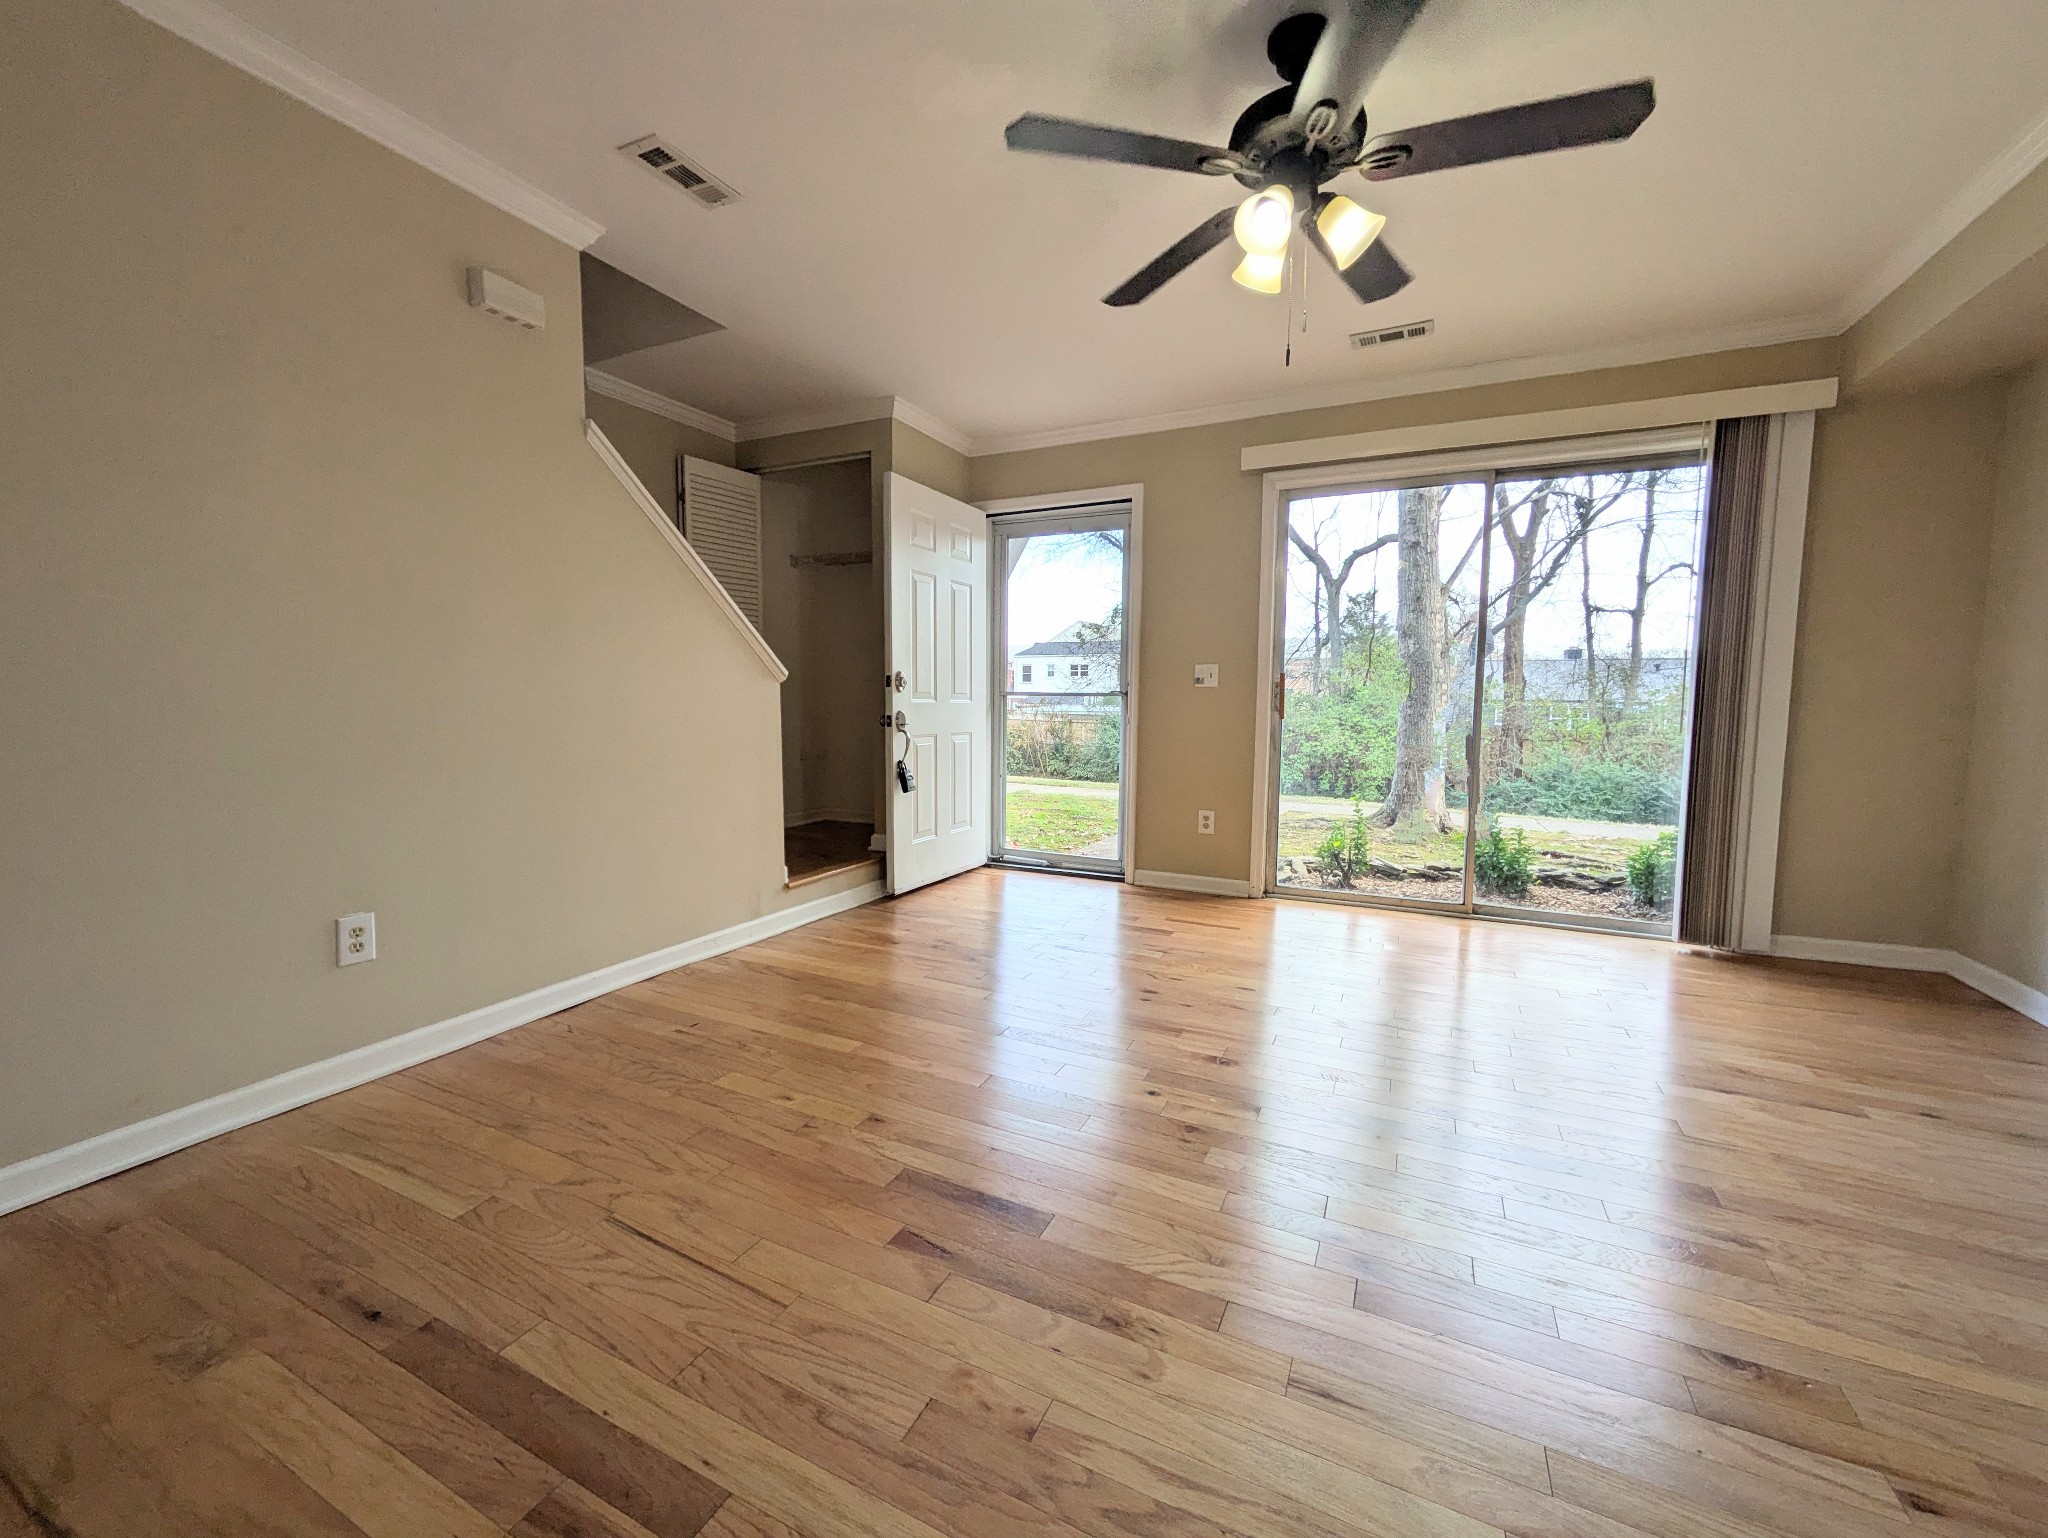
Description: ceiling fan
xmin=1004 ymin=0 xmax=1655 ymax=308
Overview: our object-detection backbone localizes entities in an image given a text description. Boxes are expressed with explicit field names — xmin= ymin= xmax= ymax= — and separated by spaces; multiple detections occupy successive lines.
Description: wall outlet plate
xmin=1193 ymin=664 xmax=1219 ymax=687
xmin=1198 ymin=810 xmax=1216 ymax=835
xmin=337 ymin=913 xmax=376 ymax=966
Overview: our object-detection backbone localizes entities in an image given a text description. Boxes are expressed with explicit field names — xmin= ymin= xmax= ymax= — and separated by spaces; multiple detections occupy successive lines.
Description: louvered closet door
xmin=680 ymin=456 xmax=763 ymax=625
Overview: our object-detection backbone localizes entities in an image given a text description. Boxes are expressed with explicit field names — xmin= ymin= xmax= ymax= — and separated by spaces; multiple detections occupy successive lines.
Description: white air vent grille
xmin=620 ymin=134 xmax=741 ymax=210
xmin=1350 ymin=318 xmax=1435 ymax=349
xmin=680 ymin=456 xmax=763 ymax=625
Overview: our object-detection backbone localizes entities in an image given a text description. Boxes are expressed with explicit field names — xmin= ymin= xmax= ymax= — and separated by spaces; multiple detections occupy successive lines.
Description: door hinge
xmin=1273 ymin=677 xmax=1285 ymax=718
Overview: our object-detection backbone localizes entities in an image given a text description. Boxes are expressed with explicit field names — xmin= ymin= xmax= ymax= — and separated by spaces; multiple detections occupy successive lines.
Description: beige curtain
xmin=1679 ymin=416 xmax=1772 ymax=948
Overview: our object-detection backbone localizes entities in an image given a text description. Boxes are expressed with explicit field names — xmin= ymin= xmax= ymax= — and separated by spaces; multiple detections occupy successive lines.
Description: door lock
xmin=891 ymin=670 xmax=906 ymax=691
xmin=886 ymin=710 xmax=915 ymax=793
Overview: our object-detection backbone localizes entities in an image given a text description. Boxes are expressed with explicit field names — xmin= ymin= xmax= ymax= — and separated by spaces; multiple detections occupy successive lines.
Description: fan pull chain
xmin=1298 ymin=237 xmax=1309 ymax=340
xmin=1284 ymin=239 xmax=1296 ymax=367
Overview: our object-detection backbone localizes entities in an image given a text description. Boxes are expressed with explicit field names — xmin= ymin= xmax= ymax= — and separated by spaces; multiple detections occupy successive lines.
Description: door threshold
xmin=785 ymin=856 xmax=882 ymax=891
xmin=1267 ymin=884 xmax=1673 ymax=941
xmin=992 ymin=857 xmax=1125 ymax=882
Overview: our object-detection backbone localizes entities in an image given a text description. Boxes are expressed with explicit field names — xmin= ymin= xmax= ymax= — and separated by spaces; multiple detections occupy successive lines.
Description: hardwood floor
xmin=7 ymin=868 xmax=2048 ymax=1538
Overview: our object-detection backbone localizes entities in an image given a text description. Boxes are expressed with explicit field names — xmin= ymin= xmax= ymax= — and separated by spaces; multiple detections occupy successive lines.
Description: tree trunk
xmin=1375 ymin=486 xmax=1447 ymax=830
xmin=1624 ymin=473 xmax=1658 ymax=706
xmin=1320 ymin=568 xmax=1344 ymax=678
xmin=1493 ymin=487 xmax=1547 ymax=784
xmin=1579 ymin=529 xmax=1599 ymax=706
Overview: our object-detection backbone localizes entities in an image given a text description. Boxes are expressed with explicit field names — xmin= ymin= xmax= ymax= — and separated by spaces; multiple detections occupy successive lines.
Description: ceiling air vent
xmin=1350 ymin=318 xmax=1435 ymax=350
xmin=619 ymin=134 xmax=741 ymax=210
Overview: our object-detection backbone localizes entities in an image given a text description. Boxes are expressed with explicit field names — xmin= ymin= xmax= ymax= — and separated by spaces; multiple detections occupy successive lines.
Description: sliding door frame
xmin=1252 ymin=427 xmax=1714 ymax=937
xmin=980 ymin=484 xmax=1145 ymax=882
xmin=1255 ymin=465 xmax=1497 ymax=917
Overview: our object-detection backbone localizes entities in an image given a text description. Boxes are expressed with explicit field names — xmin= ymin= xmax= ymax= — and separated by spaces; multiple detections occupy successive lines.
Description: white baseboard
xmin=1947 ymin=951 xmax=2048 ymax=1026
xmin=1769 ymin=935 xmax=1953 ymax=970
xmin=784 ymin=808 xmax=873 ymax=828
xmin=1771 ymin=934 xmax=2048 ymax=1027
xmin=1134 ymin=869 xmax=1254 ymax=898
xmin=0 ymin=880 xmax=883 ymax=1218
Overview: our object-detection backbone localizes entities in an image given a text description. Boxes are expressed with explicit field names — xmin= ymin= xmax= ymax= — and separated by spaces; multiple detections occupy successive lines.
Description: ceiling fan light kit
xmin=1314 ymin=193 xmax=1386 ymax=270
xmin=1232 ymin=250 xmax=1288 ymax=295
xmin=1003 ymin=0 xmax=1656 ymax=311
xmin=1233 ymin=185 xmax=1296 ymax=257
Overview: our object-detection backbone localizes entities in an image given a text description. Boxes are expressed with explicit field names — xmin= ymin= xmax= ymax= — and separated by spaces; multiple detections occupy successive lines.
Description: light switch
xmin=1193 ymin=664 xmax=1219 ymax=688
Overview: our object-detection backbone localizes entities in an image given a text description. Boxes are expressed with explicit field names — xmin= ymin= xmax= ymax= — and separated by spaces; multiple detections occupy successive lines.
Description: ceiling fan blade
xmin=1293 ymin=0 xmax=1431 ymax=120
xmin=1104 ymin=208 xmax=1238 ymax=307
xmin=1357 ymin=79 xmax=1656 ymax=181
xmin=1006 ymin=113 xmax=1238 ymax=176
xmin=1311 ymin=226 xmax=1413 ymax=304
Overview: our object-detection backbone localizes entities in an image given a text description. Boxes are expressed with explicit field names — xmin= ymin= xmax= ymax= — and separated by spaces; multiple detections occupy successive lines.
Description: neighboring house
xmin=1520 ymin=652 xmax=1690 ymax=703
xmin=1284 ymin=649 xmax=1689 ymax=703
xmin=1009 ymin=622 xmax=1121 ymax=696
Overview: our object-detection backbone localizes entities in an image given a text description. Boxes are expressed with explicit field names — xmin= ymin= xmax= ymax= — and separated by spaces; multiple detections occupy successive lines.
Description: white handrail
xmin=584 ymin=419 xmax=788 ymax=682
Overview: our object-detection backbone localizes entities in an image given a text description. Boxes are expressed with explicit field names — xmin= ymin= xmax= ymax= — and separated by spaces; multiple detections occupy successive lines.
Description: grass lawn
xmin=1005 ymin=783 xmax=1119 ymax=854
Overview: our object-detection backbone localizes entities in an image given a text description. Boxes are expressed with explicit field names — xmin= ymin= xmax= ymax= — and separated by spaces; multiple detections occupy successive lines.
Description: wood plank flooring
xmin=7 ymin=868 xmax=2048 ymax=1537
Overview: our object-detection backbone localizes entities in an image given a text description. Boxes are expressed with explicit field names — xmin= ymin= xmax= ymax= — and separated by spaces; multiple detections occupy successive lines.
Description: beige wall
xmin=892 ymin=422 xmax=973 ymax=502
xmin=584 ymin=391 xmax=736 ymax=526
xmin=1952 ymin=364 xmax=2048 ymax=993
xmin=0 ymin=0 xmax=789 ymax=1167
xmin=1772 ymin=383 xmax=2007 ymax=945
xmin=968 ymin=340 xmax=1839 ymax=884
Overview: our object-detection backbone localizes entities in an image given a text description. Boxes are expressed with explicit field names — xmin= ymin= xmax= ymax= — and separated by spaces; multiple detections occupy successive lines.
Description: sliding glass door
xmin=1273 ymin=478 xmax=1487 ymax=909
xmin=993 ymin=506 xmax=1131 ymax=875
xmin=1473 ymin=464 xmax=1706 ymax=926
xmin=1269 ymin=447 xmax=1708 ymax=935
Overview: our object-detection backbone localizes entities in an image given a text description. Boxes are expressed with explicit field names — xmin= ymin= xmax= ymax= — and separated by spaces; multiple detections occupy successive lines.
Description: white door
xmin=883 ymin=473 xmax=991 ymax=895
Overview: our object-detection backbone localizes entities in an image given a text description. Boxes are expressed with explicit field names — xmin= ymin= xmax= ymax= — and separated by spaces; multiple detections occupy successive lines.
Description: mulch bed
xmin=1281 ymin=870 xmax=1667 ymax=922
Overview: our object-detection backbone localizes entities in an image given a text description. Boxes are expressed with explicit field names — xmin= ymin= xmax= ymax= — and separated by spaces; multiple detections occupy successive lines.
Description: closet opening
xmin=757 ymin=456 xmax=883 ymax=885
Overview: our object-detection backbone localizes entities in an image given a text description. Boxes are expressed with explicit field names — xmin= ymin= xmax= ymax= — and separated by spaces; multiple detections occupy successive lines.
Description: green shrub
xmin=1485 ymin=755 xmax=1680 ymax=824
xmin=1280 ymin=670 xmax=1405 ymax=800
xmin=1626 ymin=829 xmax=1679 ymax=910
xmin=1315 ymin=801 xmax=1371 ymax=888
xmin=1474 ymin=827 xmax=1534 ymax=899
xmin=1005 ymin=711 xmax=1120 ymax=783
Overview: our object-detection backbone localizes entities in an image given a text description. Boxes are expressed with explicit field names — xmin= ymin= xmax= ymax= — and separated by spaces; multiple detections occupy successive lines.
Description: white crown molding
xmin=891 ymin=398 xmax=973 ymax=456
xmin=121 ymin=0 xmax=604 ymax=250
xmin=969 ymin=313 xmax=1837 ymax=458
xmin=585 ymin=368 xmax=737 ymax=442
xmin=585 ymin=419 xmax=787 ymax=681
xmin=0 ymin=878 xmax=883 ymax=1216
xmin=738 ymin=396 xmax=971 ymax=455
xmin=1833 ymin=100 xmax=2048 ymax=330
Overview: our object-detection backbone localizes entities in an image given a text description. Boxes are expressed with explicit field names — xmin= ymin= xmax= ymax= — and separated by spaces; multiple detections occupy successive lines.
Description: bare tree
xmin=1484 ymin=481 xmax=1554 ymax=783
xmin=1615 ymin=470 xmax=1696 ymax=705
xmin=1288 ymin=509 xmax=1396 ymax=689
xmin=1375 ymin=485 xmax=1448 ymax=830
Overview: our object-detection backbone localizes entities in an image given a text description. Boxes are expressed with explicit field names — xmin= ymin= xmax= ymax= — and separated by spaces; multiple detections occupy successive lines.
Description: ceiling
xmin=194 ymin=0 xmax=2048 ymax=445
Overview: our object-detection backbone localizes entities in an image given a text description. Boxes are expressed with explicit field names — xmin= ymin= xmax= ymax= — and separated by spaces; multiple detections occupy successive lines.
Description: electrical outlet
xmin=1193 ymin=664 xmax=1219 ymax=688
xmin=336 ymin=912 xmax=376 ymax=967
xmin=1198 ymin=810 xmax=1216 ymax=835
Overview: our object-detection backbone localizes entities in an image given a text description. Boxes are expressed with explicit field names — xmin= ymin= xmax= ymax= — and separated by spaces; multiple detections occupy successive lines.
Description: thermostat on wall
xmin=466 ymin=266 xmax=545 ymax=330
